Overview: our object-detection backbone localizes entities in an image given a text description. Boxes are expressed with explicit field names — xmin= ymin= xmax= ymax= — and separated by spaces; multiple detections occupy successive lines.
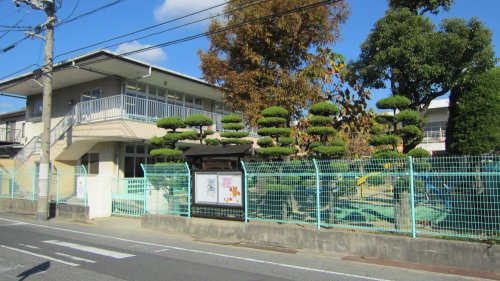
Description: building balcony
xmin=71 ymin=94 xmax=225 ymax=131
xmin=422 ymin=130 xmax=446 ymax=143
xmin=0 ymin=128 xmax=22 ymax=143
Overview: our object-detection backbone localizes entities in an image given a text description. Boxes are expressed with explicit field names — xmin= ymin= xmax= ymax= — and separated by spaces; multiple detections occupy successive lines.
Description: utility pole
xmin=13 ymin=0 xmax=56 ymax=221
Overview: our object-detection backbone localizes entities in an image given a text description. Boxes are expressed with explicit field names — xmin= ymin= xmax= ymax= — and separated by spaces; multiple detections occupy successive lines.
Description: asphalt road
xmin=0 ymin=213 xmax=488 ymax=281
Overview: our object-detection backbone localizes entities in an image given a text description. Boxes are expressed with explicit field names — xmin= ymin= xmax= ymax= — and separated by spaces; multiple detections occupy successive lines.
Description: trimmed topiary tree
xmin=256 ymin=106 xmax=297 ymax=160
xmin=150 ymin=117 xmax=197 ymax=162
xmin=184 ymin=114 xmax=214 ymax=144
xmin=306 ymin=101 xmax=348 ymax=159
xmin=370 ymin=95 xmax=423 ymax=156
xmin=218 ymin=114 xmax=253 ymax=145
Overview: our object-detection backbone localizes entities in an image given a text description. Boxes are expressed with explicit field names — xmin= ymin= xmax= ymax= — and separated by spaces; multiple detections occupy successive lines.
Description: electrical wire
xmin=1 ymin=0 xmax=337 ymax=90
xmin=57 ymin=0 xmax=126 ymax=25
xmin=55 ymin=0 xmax=237 ymax=59
xmin=59 ymin=0 xmax=81 ymax=23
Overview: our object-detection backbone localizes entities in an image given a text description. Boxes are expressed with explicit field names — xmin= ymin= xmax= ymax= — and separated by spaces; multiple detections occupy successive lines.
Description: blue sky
xmin=0 ymin=0 xmax=499 ymax=113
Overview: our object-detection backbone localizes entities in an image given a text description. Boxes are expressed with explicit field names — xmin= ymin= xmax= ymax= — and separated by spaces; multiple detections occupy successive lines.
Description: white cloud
xmin=154 ymin=0 xmax=225 ymax=23
xmin=114 ymin=41 xmax=167 ymax=64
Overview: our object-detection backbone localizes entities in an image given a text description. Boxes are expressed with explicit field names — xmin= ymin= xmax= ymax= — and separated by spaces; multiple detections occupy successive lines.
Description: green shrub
xmin=395 ymin=110 xmax=421 ymax=124
xmin=257 ymin=117 xmax=287 ymax=126
xmin=181 ymin=130 xmax=198 ymax=140
xmin=149 ymin=136 xmax=163 ymax=146
xmin=257 ymin=127 xmax=292 ymax=137
xmin=312 ymin=145 xmax=349 ymax=159
xmin=184 ymin=114 xmax=213 ymax=126
xmin=278 ymin=137 xmax=295 ymax=146
xmin=370 ymin=125 xmax=385 ymax=135
xmin=257 ymin=136 xmax=274 ymax=147
xmin=261 ymin=106 xmax=288 ymax=118
xmin=203 ymin=130 xmax=215 ymax=137
xmin=413 ymin=160 xmax=432 ymax=172
xmin=309 ymin=102 xmax=340 ymax=116
xmin=308 ymin=116 xmax=333 ymax=126
xmin=150 ymin=148 xmax=183 ymax=158
xmin=221 ymin=114 xmax=243 ymax=123
xmin=222 ymin=123 xmax=245 ymax=131
xmin=307 ymin=126 xmax=336 ymax=136
xmin=220 ymin=131 xmax=249 ymax=138
xmin=374 ymin=114 xmax=394 ymax=124
xmin=205 ymin=138 xmax=221 ymax=145
xmin=164 ymin=132 xmax=187 ymax=143
xmin=376 ymin=96 xmax=410 ymax=110
xmin=220 ymin=139 xmax=253 ymax=145
xmin=401 ymin=125 xmax=423 ymax=138
xmin=156 ymin=117 xmax=185 ymax=131
xmin=369 ymin=135 xmax=400 ymax=146
xmin=372 ymin=149 xmax=405 ymax=158
xmin=408 ymin=148 xmax=430 ymax=158
xmin=328 ymin=139 xmax=345 ymax=147
xmin=394 ymin=177 xmax=425 ymax=192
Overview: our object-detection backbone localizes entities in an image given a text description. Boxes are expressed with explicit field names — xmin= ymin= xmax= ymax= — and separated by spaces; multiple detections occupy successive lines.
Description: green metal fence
xmin=242 ymin=156 xmax=500 ymax=239
xmin=0 ymin=167 xmax=38 ymax=201
xmin=49 ymin=165 xmax=88 ymax=206
xmin=111 ymin=177 xmax=146 ymax=217
xmin=0 ymin=165 xmax=87 ymax=206
xmin=142 ymin=163 xmax=191 ymax=217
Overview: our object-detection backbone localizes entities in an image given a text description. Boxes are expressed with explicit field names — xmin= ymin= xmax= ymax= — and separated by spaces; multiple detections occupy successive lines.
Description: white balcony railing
xmin=72 ymin=95 xmax=224 ymax=131
xmin=422 ymin=130 xmax=446 ymax=143
xmin=0 ymin=128 xmax=22 ymax=143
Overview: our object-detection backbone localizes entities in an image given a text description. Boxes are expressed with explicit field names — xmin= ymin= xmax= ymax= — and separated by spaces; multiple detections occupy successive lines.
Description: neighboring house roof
xmin=0 ymin=108 xmax=25 ymax=119
xmin=0 ymin=49 xmax=218 ymax=97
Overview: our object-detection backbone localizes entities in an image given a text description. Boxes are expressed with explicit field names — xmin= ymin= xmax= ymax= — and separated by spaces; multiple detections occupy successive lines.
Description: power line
xmin=1 ymin=0 xmax=336 ymax=89
xmin=57 ymin=0 xmax=126 ymax=26
xmin=59 ymin=0 xmax=81 ymax=22
xmin=55 ymin=0 xmax=235 ymax=59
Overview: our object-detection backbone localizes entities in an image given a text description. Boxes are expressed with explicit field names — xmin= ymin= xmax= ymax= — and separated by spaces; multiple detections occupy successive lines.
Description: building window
xmin=81 ymin=89 xmax=102 ymax=101
xmin=81 ymin=153 xmax=99 ymax=175
xmin=124 ymin=143 xmax=155 ymax=178
xmin=33 ymin=99 xmax=43 ymax=117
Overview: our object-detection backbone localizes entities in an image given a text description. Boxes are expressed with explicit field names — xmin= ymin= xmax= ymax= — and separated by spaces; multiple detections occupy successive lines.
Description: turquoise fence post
xmin=241 ymin=161 xmax=248 ymax=223
xmin=409 ymin=156 xmax=417 ymax=238
xmin=10 ymin=169 xmax=14 ymax=199
xmin=185 ymin=162 xmax=191 ymax=218
xmin=56 ymin=168 xmax=59 ymax=204
xmin=82 ymin=165 xmax=88 ymax=207
xmin=32 ymin=168 xmax=36 ymax=201
xmin=141 ymin=163 xmax=147 ymax=214
xmin=313 ymin=159 xmax=321 ymax=230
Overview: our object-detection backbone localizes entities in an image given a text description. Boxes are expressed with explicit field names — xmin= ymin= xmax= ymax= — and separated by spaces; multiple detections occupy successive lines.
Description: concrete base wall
xmin=142 ymin=214 xmax=500 ymax=273
xmin=56 ymin=204 xmax=89 ymax=222
xmin=0 ymin=198 xmax=36 ymax=214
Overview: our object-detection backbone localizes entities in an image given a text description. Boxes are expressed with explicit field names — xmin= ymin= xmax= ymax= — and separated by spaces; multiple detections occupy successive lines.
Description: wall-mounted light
xmin=68 ymin=99 xmax=74 ymax=105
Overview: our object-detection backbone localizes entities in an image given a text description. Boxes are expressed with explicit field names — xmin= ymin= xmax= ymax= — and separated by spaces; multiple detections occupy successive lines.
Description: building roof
xmin=427 ymin=98 xmax=449 ymax=109
xmin=184 ymin=144 xmax=253 ymax=157
xmin=0 ymin=108 xmax=25 ymax=119
xmin=0 ymin=49 xmax=219 ymax=98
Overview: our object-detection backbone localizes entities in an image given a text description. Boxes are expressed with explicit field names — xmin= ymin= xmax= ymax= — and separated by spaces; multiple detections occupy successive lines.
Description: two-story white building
xmin=418 ymin=99 xmax=449 ymax=155
xmin=0 ymin=50 xmax=233 ymax=213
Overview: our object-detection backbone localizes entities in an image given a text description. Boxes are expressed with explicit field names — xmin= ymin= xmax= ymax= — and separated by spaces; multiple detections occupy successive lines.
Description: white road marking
xmin=43 ymin=240 xmax=135 ymax=259
xmin=0 ymin=245 xmax=79 ymax=267
xmin=0 ymin=217 xmax=389 ymax=281
xmin=19 ymin=244 xmax=40 ymax=249
xmin=154 ymin=249 xmax=169 ymax=253
xmin=0 ymin=222 xmax=26 ymax=227
xmin=55 ymin=252 xmax=96 ymax=263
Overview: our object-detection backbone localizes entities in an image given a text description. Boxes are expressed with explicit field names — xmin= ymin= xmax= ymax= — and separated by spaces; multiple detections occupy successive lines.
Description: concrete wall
xmin=56 ymin=203 xmax=89 ymax=222
xmin=0 ymin=198 xmax=36 ymax=214
xmin=142 ymin=214 xmax=500 ymax=273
